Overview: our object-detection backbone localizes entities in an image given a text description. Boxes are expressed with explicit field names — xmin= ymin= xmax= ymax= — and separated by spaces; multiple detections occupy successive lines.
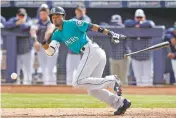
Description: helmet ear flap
xmin=63 ymin=14 xmax=66 ymax=20
xmin=49 ymin=14 xmax=53 ymax=23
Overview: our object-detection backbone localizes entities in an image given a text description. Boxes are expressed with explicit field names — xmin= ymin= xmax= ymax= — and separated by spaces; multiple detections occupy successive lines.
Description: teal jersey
xmin=51 ymin=19 xmax=89 ymax=54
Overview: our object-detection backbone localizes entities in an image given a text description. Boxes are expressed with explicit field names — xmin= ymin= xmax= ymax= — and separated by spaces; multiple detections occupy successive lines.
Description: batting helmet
xmin=50 ymin=6 xmax=65 ymax=17
xmin=49 ymin=7 xmax=65 ymax=22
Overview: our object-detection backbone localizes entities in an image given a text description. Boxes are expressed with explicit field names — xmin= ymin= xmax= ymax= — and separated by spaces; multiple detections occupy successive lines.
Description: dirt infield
xmin=2 ymin=108 xmax=176 ymax=118
xmin=2 ymin=85 xmax=176 ymax=95
xmin=2 ymin=85 xmax=176 ymax=118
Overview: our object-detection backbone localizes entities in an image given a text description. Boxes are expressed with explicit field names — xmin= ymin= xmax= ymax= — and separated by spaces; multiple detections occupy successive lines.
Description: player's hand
xmin=16 ymin=20 xmax=24 ymax=26
xmin=171 ymin=38 xmax=176 ymax=46
xmin=135 ymin=24 xmax=140 ymax=28
xmin=41 ymin=40 xmax=49 ymax=50
xmin=108 ymin=31 xmax=126 ymax=43
xmin=34 ymin=41 xmax=40 ymax=51
xmin=168 ymin=53 xmax=175 ymax=59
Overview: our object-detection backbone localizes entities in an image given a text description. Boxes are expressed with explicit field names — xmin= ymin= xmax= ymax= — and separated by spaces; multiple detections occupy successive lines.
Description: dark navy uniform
xmin=124 ymin=16 xmax=155 ymax=86
xmin=165 ymin=27 xmax=176 ymax=83
xmin=31 ymin=18 xmax=58 ymax=85
xmin=4 ymin=9 xmax=33 ymax=85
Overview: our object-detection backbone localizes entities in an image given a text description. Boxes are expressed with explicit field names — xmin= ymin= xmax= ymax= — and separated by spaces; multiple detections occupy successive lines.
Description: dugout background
xmin=1 ymin=8 xmax=176 ymax=28
xmin=1 ymin=8 xmax=175 ymax=84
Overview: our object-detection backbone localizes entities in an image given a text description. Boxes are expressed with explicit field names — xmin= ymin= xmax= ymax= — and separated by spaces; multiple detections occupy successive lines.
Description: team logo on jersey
xmin=76 ymin=20 xmax=84 ymax=26
xmin=65 ymin=37 xmax=79 ymax=46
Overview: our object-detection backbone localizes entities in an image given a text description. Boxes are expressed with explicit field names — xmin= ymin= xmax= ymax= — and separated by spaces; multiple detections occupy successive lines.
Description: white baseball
xmin=11 ymin=73 xmax=18 ymax=79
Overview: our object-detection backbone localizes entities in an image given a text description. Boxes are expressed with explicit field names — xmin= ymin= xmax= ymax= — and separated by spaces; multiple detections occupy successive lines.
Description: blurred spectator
xmin=4 ymin=8 xmax=33 ymax=85
xmin=31 ymin=4 xmax=50 ymax=76
xmin=109 ymin=14 xmax=124 ymax=26
xmin=124 ymin=9 xmax=155 ymax=86
xmin=36 ymin=4 xmax=49 ymax=19
xmin=72 ymin=4 xmax=91 ymax=22
xmin=0 ymin=16 xmax=6 ymax=27
xmin=108 ymin=14 xmax=130 ymax=85
xmin=165 ymin=22 xmax=176 ymax=84
xmin=0 ymin=16 xmax=6 ymax=80
xmin=66 ymin=5 xmax=91 ymax=85
xmin=30 ymin=5 xmax=57 ymax=85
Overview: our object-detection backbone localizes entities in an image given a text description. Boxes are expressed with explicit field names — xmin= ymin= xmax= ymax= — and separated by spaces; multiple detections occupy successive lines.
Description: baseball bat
xmin=124 ymin=41 xmax=170 ymax=57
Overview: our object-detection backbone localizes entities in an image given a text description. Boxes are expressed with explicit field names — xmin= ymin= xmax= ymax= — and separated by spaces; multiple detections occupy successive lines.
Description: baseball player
xmin=165 ymin=23 xmax=176 ymax=84
xmin=0 ymin=16 xmax=6 ymax=80
xmin=5 ymin=8 xmax=33 ymax=85
xmin=30 ymin=5 xmax=58 ymax=85
xmin=108 ymin=14 xmax=130 ymax=85
xmin=124 ymin=9 xmax=155 ymax=86
xmin=42 ymin=6 xmax=131 ymax=115
xmin=66 ymin=4 xmax=91 ymax=85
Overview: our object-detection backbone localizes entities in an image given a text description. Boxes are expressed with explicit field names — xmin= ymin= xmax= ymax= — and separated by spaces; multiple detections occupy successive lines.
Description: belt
xmin=80 ymin=46 xmax=85 ymax=52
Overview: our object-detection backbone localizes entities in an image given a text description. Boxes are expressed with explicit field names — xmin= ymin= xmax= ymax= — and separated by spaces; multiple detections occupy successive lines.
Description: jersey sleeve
xmin=72 ymin=20 xmax=89 ymax=32
xmin=51 ymin=31 xmax=61 ymax=42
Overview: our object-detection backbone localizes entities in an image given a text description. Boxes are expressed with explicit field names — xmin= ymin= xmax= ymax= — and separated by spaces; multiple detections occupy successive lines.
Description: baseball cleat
xmin=114 ymin=99 xmax=131 ymax=115
xmin=114 ymin=75 xmax=122 ymax=96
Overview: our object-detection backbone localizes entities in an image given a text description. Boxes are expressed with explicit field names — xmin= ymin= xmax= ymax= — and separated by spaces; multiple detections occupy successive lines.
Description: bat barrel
xmin=124 ymin=41 xmax=170 ymax=57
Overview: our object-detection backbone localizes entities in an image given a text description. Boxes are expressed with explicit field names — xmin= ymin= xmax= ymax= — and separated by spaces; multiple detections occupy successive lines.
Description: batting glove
xmin=41 ymin=40 xmax=49 ymax=50
xmin=108 ymin=31 xmax=127 ymax=43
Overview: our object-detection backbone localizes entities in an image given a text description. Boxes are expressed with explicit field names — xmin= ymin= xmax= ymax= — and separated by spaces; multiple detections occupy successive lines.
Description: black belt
xmin=81 ymin=47 xmax=85 ymax=52
xmin=82 ymin=47 xmax=85 ymax=51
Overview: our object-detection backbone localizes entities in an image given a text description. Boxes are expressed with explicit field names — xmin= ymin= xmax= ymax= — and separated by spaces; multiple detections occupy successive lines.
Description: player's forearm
xmin=90 ymin=24 xmax=111 ymax=36
xmin=44 ymin=31 xmax=53 ymax=41
xmin=30 ymin=30 xmax=37 ymax=39
xmin=44 ymin=24 xmax=56 ymax=41
xmin=30 ymin=26 xmax=38 ymax=41
xmin=42 ymin=40 xmax=59 ymax=56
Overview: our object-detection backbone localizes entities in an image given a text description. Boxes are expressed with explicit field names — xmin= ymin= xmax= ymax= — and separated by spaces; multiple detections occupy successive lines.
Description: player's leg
xmin=16 ymin=55 xmax=22 ymax=84
xmin=66 ymin=53 xmax=81 ymax=85
xmin=72 ymin=46 xmax=118 ymax=90
xmin=120 ymin=57 xmax=131 ymax=85
xmin=109 ymin=58 xmax=119 ymax=78
xmin=117 ymin=59 xmax=127 ymax=85
xmin=46 ymin=52 xmax=58 ymax=85
xmin=88 ymin=57 xmax=124 ymax=109
xmin=31 ymin=48 xmax=35 ymax=75
xmin=131 ymin=59 xmax=143 ymax=86
xmin=171 ymin=59 xmax=176 ymax=83
xmin=37 ymin=48 xmax=47 ymax=85
xmin=142 ymin=59 xmax=153 ymax=86
xmin=21 ymin=51 xmax=33 ymax=85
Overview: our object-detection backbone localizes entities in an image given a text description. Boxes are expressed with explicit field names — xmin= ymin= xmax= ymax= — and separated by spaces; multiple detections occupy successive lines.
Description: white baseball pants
xmin=171 ymin=59 xmax=176 ymax=82
xmin=72 ymin=42 xmax=124 ymax=109
xmin=17 ymin=51 xmax=33 ymax=85
xmin=66 ymin=53 xmax=81 ymax=85
xmin=132 ymin=59 xmax=153 ymax=86
xmin=37 ymin=48 xmax=58 ymax=85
